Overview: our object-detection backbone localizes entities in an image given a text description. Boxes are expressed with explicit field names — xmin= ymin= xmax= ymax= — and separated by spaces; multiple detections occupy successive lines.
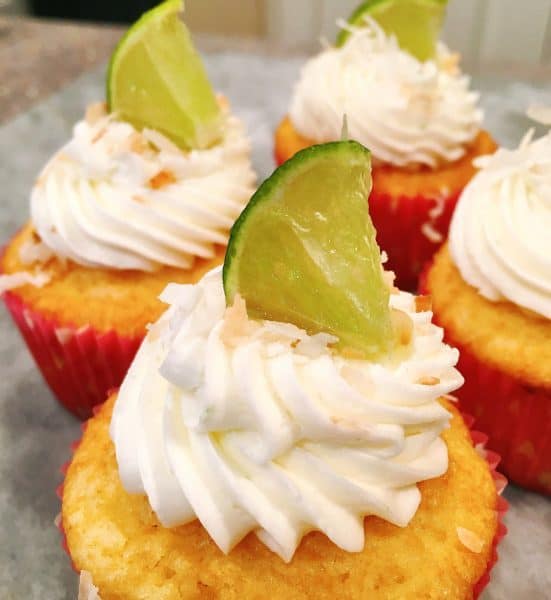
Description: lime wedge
xmin=223 ymin=142 xmax=393 ymax=360
xmin=107 ymin=0 xmax=222 ymax=150
xmin=336 ymin=0 xmax=448 ymax=62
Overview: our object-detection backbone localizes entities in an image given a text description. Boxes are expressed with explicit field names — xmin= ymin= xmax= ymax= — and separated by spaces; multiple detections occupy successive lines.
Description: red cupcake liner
xmin=420 ymin=264 xmax=551 ymax=496
xmin=3 ymin=291 xmax=142 ymax=420
xmin=56 ymin=403 xmax=508 ymax=597
xmin=369 ymin=187 xmax=461 ymax=292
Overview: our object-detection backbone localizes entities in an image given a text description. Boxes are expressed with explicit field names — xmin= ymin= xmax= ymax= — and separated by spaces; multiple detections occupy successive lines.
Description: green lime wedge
xmin=107 ymin=0 xmax=222 ymax=150
xmin=223 ymin=141 xmax=393 ymax=360
xmin=336 ymin=0 xmax=448 ymax=62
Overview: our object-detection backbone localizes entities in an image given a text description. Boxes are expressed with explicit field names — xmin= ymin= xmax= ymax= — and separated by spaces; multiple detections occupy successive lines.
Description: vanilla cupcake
xmin=275 ymin=12 xmax=495 ymax=289
xmin=423 ymin=127 xmax=551 ymax=495
xmin=1 ymin=2 xmax=256 ymax=418
xmin=61 ymin=140 xmax=505 ymax=598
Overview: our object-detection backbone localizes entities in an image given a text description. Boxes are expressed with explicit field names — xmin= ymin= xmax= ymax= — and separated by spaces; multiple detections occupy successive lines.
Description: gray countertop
xmin=0 ymin=52 xmax=550 ymax=600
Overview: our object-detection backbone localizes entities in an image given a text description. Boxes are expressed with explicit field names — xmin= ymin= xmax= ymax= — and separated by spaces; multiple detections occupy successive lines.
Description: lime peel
xmin=223 ymin=141 xmax=394 ymax=360
xmin=336 ymin=0 xmax=448 ymax=62
xmin=107 ymin=0 xmax=222 ymax=150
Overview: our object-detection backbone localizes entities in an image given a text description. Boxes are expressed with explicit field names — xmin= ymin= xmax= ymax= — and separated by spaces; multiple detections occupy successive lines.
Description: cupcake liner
xmin=451 ymin=345 xmax=550 ymax=496
xmin=3 ymin=291 xmax=142 ymax=419
xmin=56 ymin=404 xmax=508 ymax=597
xmin=369 ymin=187 xmax=461 ymax=291
xmin=420 ymin=264 xmax=551 ymax=496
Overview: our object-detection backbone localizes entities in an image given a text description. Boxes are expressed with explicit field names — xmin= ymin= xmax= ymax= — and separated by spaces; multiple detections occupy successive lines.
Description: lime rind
xmin=336 ymin=0 xmax=448 ymax=62
xmin=107 ymin=0 xmax=222 ymax=150
xmin=223 ymin=141 xmax=394 ymax=360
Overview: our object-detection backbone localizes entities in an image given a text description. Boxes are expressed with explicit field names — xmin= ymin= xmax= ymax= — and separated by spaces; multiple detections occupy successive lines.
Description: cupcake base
xmin=422 ymin=245 xmax=551 ymax=496
xmin=60 ymin=394 xmax=504 ymax=600
xmin=274 ymin=116 xmax=497 ymax=290
xmin=2 ymin=225 xmax=226 ymax=418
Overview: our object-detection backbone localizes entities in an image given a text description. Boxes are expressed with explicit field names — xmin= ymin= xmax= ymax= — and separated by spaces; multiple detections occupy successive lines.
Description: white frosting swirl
xmin=289 ymin=20 xmax=482 ymax=168
xmin=449 ymin=130 xmax=551 ymax=319
xmin=31 ymin=108 xmax=256 ymax=271
xmin=111 ymin=268 xmax=463 ymax=561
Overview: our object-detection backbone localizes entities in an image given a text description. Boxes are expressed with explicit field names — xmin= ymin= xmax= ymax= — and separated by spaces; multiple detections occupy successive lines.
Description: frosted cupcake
xmin=422 ymin=126 xmax=551 ymax=495
xmin=61 ymin=141 xmax=505 ymax=598
xmin=275 ymin=1 xmax=495 ymax=289
xmin=0 ymin=1 xmax=256 ymax=418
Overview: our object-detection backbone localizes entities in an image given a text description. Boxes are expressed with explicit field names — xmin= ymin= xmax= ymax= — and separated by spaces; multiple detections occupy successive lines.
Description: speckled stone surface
xmin=0 ymin=53 xmax=550 ymax=600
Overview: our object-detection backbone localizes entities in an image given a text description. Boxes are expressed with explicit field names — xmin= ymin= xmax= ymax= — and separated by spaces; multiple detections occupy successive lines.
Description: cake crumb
xmin=457 ymin=527 xmax=484 ymax=553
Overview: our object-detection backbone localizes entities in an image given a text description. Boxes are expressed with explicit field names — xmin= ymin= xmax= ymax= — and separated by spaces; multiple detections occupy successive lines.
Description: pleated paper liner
xmin=368 ymin=187 xmax=460 ymax=291
xmin=56 ymin=403 xmax=508 ymax=598
xmin=419 ymin=264 xmax=551 ymax=496
xmin=3 ymin=291 xmax=142 ymax=420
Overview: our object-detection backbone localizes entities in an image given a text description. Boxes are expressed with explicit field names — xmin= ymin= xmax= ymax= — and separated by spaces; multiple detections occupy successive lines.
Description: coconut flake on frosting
xmin=449 ymin=129 xmax=551 ymax=319
xmin=110 ymin=267 xmax=463 ymax=561
xmin=29 ymin=102 xmax=256 ymax=272
xmin=289 ymin=18 xmax=482 ymax=168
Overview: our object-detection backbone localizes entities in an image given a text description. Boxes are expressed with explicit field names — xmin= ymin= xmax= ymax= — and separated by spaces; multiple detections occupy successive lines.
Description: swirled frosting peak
xmin=31 ymin=102 xmax=256 ymax=271
xmin=449 ymin=129 xmax=551 ymax=319
xmin=111 ymin=268 xmax=463 ymax=561
xmin=289 ymin=19 xmax=482 ymax=168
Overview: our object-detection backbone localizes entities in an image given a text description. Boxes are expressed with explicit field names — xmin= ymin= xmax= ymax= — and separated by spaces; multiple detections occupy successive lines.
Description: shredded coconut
xmin=142 ymin=128 xmax=183 ymax=155
xmin=18 ymin=238 xmax=54 ymax=265
xmin=428 ymin=194 xmax=446 ymax=220
xmin=78 ymin=571 xmax=102 ymax=600
xmin=0 ymin=271 xmax=51 ymax=294
xmin=457 ymin=527 xmax=484 ymax=553
xmin=527 ymin=105 xmax=551 ymax=126
xmin=421 ymin=222 xmax=444 ymax=243
xmin=220 ymin=294 xmax=259 ymax=346
xmin=55 ymin=327 xmax=73 ymax=345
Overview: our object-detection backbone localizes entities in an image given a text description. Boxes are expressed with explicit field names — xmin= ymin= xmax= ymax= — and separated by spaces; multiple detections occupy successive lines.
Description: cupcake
xmin=0 ymin=1 xmax=256 ymax=418
xmin=274 ymin=1 xmax=496 ymax=290
xmin=422 ymin=127 xmax=551 ymax=495
xmin=61 ymin=141 xmax=505 ymax=598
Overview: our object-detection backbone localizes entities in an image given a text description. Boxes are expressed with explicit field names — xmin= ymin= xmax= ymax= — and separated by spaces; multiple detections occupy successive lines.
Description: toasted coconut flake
xmin=417 ymin=376 xmax=440 ymax=386
xmin=457 ymin=527 xmax=484 ymax=553
xmin=132 ymin=194 xmax=147 ymax=204
xmin=149 ymin=169 xmax=177 ymax=189
xmin=78 ymin=570 xmax=102 ymax=600
xmin=391 ymin=309 xmax=413 ymax=347
xmin=439 ymin=52 xmax=460 ymax=75
xmin=91 ymin=127 xmax=107 ymax=144
xmin=85 ymin=101 xmax=108 ymax=126
xmin=414 ymin=295 xmax=432 ymax=313
xmin=382 ymin=270 xmax=399 ymax=294
xmin=220 ymin=294 xmax=259 ymax=346
xmin=216 ymin=93 xmax=230 ymax=111
xmin=0 ymin=271 xmax=51 ymax=294
xmin=127 ymin=131 xmax=149 ymax=154
xmin=142 ymin=128 xmax=182 ymax=155
xmin=339 ymin=346 xmax=367 ymax=360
